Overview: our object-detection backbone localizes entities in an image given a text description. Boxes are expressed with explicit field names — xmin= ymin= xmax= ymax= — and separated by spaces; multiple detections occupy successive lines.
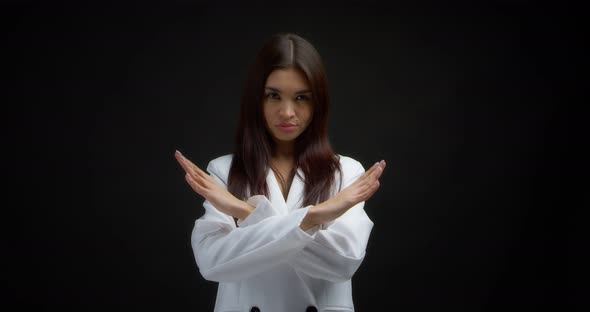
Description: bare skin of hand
xmin=336 ymin=160 xmax=386 ymax=209
xmin=175 ymin=150 xmax=254 ymax=220
xmin=300 ymin=160 xmax=386 ymax=230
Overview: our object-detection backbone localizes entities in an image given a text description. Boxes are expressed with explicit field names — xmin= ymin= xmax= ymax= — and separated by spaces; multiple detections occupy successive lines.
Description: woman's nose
xmin=279 ymin=101 xmax=295 ymax=117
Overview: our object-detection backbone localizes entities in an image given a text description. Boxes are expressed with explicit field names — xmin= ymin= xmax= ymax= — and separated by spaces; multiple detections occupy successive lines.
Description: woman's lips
xmin=277 ymin=124 xmax=297 ymax=132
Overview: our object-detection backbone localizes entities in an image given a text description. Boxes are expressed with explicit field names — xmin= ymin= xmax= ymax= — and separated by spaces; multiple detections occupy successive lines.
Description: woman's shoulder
xmin=206 ymin=154 xmax=234 ymax=184
xmin=336 ymin=154 xmax=365 ymax=174
xmin=335 ymin=154 xmax=366 ymax=187
xmin=208 ymin=153 xmax=234 ymax=168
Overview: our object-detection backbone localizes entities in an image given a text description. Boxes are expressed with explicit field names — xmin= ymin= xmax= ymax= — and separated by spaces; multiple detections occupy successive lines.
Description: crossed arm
xmin=175 ymin=150 xmax=385 ymax=229
xmin=175 ymin=150 xmax=386 ymax=282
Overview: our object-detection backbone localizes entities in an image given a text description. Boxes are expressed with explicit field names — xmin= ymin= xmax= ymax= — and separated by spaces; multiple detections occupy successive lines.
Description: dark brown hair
xmin=228 ymin=33 xmax=342 ymax=206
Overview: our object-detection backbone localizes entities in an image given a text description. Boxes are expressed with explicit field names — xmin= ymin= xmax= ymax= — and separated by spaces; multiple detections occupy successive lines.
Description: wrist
xmin=234 ymin=200 xmax=255 ymax=220
xmin=314 ymin=195 xmax=350 ymax=224
xmin=330 ymin=193 xmax=351 ymax=211
xmin=299 ymin=205 xmax=319 ymax=231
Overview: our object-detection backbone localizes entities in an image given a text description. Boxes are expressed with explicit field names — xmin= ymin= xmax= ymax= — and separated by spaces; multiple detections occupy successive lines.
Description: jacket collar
xmin=266 ymin=167 xmax=305 ymax=215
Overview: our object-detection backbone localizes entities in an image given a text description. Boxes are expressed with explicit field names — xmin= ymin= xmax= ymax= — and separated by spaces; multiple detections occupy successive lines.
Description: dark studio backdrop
xmin=5 ymin=1 xmax=583 ymax=311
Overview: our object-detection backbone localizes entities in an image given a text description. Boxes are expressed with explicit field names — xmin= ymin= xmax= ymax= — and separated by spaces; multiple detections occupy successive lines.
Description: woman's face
xmin=263 ymin=67 xmax=313 ymax=144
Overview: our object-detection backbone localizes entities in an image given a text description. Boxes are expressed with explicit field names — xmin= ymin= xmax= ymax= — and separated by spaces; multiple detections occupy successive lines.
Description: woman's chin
xmin=273 ymin=134 xmax=299 ymax=143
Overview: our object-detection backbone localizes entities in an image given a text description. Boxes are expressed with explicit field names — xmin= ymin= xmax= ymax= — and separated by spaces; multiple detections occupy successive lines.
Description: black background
xmin=5 ymin=1 xmax=583 ymax=311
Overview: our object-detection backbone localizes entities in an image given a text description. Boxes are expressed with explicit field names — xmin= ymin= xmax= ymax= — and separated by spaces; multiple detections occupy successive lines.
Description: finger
xmin=188 ymin=160 xmax=211 ymax=181
xmin=359 ymin=167 xmax=382 ymax=195
xmin=175 ymin=151 xmax=196 ymax=173
xmin=176 ymin=152 xmax=214 ymax=188
xmin=355 ymin=176 xmax=375 ymax=193
xmin=185 ymin=173 xmax=207 ymax=196
xmin=190 ymin=163 xmax=224 ymax=189
xmin=178 ymin=152 xmax=212 ymax=181
xmin=356 ymin=162 xmax=381 ymax=183
xmin=367 ymin=161 xmax=381 ymax=174
xmin=176 ymin=154 xmax=205 ymax=187
xmin=175 ymin=151 xmax=194 ymax=175
xmin=359 ymin=165 xmax=382 ymax=187
xmin=362 ymin=160 xmax=387 ymax=179
xmin=360 ymin=180 xmax=380 ymax=200
xmin=370 ymin=165 xmax=384 ymax=180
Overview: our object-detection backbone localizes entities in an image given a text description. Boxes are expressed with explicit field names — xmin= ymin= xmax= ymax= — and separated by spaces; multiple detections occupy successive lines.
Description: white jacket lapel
xmin=266 ymin=167 xmax=305 ymax=214
xmin=266 ymin=169 xmax=289 ymax=215
xmin=286 ymin=168 xmax=304 ymax=211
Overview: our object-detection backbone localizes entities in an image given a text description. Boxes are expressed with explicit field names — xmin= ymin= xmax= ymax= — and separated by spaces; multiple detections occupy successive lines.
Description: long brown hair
xmin=228 ymin=33 xmax=342 ymax=206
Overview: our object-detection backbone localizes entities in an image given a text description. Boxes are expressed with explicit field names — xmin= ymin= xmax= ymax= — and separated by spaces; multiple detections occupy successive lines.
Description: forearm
xmin=193 ymin=200 xmax=315 ymax=282
xmin=299 ymin=195 xmax=350 ymax=231
xmin=291 ymin=201 xmax=374 ymax=282
xmin=235 ymin=193 xmax=351 ymax=232
xmin=233 ymin=200 xmax=255 ymax=220
xmin=233 ymin=196 xmax=341 ymax=231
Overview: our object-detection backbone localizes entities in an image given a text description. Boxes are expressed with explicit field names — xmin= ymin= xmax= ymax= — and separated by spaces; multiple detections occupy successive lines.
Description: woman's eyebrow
xmin=265 ymin=86 xmax=312 ymax=94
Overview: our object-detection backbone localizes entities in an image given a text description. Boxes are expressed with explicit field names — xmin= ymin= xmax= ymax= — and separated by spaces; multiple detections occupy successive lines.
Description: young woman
xmin=175 ymin=33 xmax=386 ymax=312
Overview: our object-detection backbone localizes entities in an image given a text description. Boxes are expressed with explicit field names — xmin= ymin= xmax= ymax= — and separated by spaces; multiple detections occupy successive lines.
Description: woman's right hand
xmin=301 ymin=160 xmax=386 ymax=230
xmin=175 ymin=150 xmax=254 ymax=220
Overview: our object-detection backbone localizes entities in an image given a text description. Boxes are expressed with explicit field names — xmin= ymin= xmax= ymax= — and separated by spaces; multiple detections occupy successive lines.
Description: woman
xmin=175 ymin=33 xmax=386 ymax=312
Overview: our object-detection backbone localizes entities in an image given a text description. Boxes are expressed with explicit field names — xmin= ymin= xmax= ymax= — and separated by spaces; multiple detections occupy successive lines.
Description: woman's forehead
xmin=265 ymin=68 xmax=311 ymax=93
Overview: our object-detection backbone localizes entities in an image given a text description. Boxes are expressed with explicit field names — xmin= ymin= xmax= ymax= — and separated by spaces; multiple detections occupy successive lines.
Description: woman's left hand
xmin=175 ymin=150 xmax=253 ymax=220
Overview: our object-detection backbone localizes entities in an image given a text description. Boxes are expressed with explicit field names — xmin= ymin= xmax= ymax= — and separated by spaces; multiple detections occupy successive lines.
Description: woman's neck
xmin=273 ymin=140 xmax=295 ymax=161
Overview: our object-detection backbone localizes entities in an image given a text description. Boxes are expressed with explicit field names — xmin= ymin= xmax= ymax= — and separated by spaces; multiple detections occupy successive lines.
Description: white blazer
xmin=191 ymin=154 xmax=374 ymax=312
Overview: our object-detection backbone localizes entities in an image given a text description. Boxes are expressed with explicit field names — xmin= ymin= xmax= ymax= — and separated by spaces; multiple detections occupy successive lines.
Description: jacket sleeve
xmin=285 ymin=160 xmax=374 ymax=282
xmin=190 ymin=160 xmax=318 ymax=283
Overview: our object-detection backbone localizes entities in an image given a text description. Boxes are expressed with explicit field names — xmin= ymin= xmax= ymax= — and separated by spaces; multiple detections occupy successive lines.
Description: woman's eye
xmin=296 ymin=95 xmax=309 ymax=102
xmin=266 ymin=92 xmax=279 ymax=100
